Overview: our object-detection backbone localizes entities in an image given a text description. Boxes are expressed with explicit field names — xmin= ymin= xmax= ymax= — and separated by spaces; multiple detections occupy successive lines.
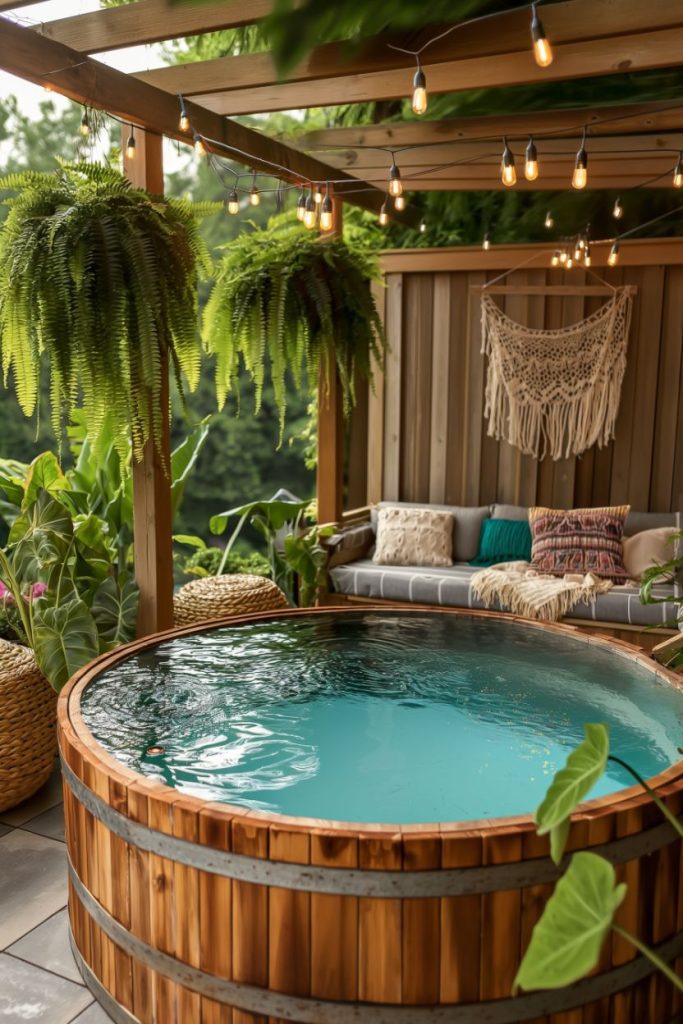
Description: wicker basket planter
xmin=0 ymin=639 xmax=57 ymax=813
xmin=174 ymin=573 xmax=288 ymax=627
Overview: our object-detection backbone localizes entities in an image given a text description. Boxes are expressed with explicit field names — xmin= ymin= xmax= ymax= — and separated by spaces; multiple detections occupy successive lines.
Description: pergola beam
xmin=0 ymin=16 xmax=396 ymax=217
xmin=38 ymin=0 xmax=273 ymax=55
xmin=187 ymin=26 xmax=683 ymax=115
xmin=299 ymin=102 xmax=683 ymax=150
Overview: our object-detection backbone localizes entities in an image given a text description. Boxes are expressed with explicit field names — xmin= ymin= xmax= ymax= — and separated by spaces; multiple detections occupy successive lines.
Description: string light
xmin=379 ymin=199 xmax=389 ymax=227
xmin=584 ymin=242 xmax=592 ymax=267
xmin=608 ymin=241 xmax=620 ymax=266
xmin=530 ymin=2 xmax=553 ymax=67
xmin=178 ymin=96 xmax=190 ymax=133
xmin=80 ymin=109 xmax=91 ymax=137
xmin=566 ymin=255 xmax=574 ymax=269
xmin=125 ymin=128 xmax=136 ymax=160
xmin=227 ymin=189 xmax=239 ymax=215
xmin=572 ymin=128 xmax=588 ymax=189
xmin=314 ymin=184 xmax=323 ymax=204
xmin=525 ymin=136 xmax=539 ymax=181
xmin=320 ymin=188 xmax=333 ymax=231
xmin=501 ymin=137 xmax=516 ymax=187
xmin=613 ymin=196 xmax=624 ymax=219
xmin=544 ymin=210 xmax=554 ymax=229
xmin=389 ymin=157 xmax=403 ymax=197
xmin=412 ymin=62 xmax=428 ymax=116
xmin=674 ymin=153 xmax=683 ymax=188
xmin=419 ymin=218 xmax=427 ymax=234
xmin=551 ymin=252 xmax=560 ymax=267
xmin=296 ymin=188 xmax=307 ymax=221
xmin=559 ymin=250 xmax=568 ymax=264
xmin=193 ymin=133 xmax=206 ymax=157
xmin=394 ymin=194 xmax=406 ymax=211
xmin=483 ymin=233 xmax=491 ymax=251
xmin=304 ymin=190 xmax=317 ymax=229
xmin=573 ymin=240 xmax=582 ymax=261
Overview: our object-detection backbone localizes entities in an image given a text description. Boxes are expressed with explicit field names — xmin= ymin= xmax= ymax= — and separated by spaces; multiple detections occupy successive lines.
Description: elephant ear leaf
xmin=32 ymin=598 xmax=99 ymax=692
xmin=92 ymin=576 xmax=139 ymax=651
xmin=535 ymin=723 xmax=609 ymax=864
xmin=514 ymin=851 xmax=626 ymax=992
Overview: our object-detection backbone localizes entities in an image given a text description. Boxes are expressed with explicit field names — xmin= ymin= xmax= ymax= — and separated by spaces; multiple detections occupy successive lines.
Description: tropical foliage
xmin=204 ymin=222 xmax=384 ymax=440
xmin=639 ymin=531 xmax=683 ymax=666
xmin=516 ymin=724 xmax=683 ymax=995
xmin=0 ymin=162 xmax=214 ymax=461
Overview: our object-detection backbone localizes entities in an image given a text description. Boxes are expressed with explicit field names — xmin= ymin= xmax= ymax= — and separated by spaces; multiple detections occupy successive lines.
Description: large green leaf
xmin=22 ymin=452 xmax=68 ymax=509
xmin=32 ymin=598 xmax=100 ymax=692
xmin=535 ymin=724 xmax=609 ymax=864
xmin=514 ymin=852 xmax=626 ymax=991
xmin=170 ymin=417 xmax=211 ymax=518
xmin=210 ymin=498 xmax=309 ymax=536
xmin=91 ymin=576 xmax=139 ymax=651
xmin=8 ymin=491 xmax=74 ymax=582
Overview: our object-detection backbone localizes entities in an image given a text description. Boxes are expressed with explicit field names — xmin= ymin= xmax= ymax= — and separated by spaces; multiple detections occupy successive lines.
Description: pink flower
xmin=29 ymin=583 xmax=47 ymax=599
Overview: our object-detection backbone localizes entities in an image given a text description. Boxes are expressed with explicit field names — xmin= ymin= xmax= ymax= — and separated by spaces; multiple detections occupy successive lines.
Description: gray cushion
xmin=371 ymin=502 xmax=490 ymax=562
xmin=330 ymin=560 xmax=679 ymax=627
xmin=625 ymin=510 xmax=679 ymax=537
xmin=491 ymin=504 xmax=529 ymax=521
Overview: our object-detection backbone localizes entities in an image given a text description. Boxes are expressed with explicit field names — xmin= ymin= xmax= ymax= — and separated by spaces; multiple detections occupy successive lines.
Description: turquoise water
xmin=81 ymin=613 xmax=683 ymax=824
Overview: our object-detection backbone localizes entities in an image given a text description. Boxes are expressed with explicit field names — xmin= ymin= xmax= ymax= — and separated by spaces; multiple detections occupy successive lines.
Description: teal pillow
xmin=470 ymin=518 xmax=532 ymax=567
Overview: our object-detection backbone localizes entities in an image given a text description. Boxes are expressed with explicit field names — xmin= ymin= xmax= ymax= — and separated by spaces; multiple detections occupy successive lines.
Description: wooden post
xmin=122 ymin=127 xmax=175 ymax=635
xmin=316 ymin=198 xmax=344 ymax=525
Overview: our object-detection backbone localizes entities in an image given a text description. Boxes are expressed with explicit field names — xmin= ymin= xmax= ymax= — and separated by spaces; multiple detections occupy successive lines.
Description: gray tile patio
xmin=0 ymin=765 xmax=115 ymax=1023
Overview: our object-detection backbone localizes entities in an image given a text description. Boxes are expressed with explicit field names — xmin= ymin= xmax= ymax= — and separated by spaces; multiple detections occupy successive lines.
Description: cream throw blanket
xmin=471 ymin=561 xmax=613 ymax=621
xmin=480 ymin=288 xmax=635 ymax=461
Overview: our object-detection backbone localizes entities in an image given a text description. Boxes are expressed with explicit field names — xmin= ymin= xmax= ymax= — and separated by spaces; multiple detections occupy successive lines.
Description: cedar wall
xmin=348 ymin=239 xmax=683 ymax=514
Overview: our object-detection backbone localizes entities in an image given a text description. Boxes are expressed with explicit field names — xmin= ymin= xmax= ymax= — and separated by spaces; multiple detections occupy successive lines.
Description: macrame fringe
xmin=471 ymin=564 xmax=613 ymax=622
xmin=481 ymin=288 xmax=634 ymax=461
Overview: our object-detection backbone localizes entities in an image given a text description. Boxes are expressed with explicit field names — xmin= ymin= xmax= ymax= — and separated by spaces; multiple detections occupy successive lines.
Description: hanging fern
xmin=203 ymin=222 xmax=385 ymax=440
xmin=0 ymin=162 xmax=214 ymax=460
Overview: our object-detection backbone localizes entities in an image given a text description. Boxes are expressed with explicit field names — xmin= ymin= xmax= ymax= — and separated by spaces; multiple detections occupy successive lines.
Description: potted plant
xmin=203 ymin=220 xmax=385 ymax=442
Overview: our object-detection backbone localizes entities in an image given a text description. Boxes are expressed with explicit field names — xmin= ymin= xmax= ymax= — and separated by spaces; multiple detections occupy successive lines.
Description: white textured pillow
xmin=623 ymin=527 xmax=676 ymax=581
xmin=373 ymin=506 xmax=454 ymax=567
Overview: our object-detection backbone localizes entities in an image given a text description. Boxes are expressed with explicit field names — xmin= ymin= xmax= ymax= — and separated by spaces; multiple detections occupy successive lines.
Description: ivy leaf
xmin=91 ymin=576 xmax=139 ymax=651
xmin=535 ymin=723 xmax=609 ymax=863
xmin=32 ymin=598 xmax=100 ymax=692
xmin=514 ymin=852 xmax=626 ymax=991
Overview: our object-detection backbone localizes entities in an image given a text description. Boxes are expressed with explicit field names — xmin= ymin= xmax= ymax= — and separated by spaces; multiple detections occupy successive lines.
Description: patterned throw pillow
xmin=373 ymin=506 xmax=454 ymax=567
xmin=529 ymin=505 xmax=630 ymax=582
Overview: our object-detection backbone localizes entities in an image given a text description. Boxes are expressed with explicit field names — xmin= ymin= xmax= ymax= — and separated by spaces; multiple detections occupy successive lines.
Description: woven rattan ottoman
xmin=173 ymin=573 xmax=288 ymax=627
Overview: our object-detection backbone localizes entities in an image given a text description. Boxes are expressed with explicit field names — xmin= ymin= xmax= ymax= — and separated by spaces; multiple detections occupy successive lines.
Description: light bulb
xmin=559 ymin=250 xmax=568 ymax=264
xmin=126 ymin=134 xmax=136 ymax=160
xmin=296 ymin=190 xmax=306 ymax=222
xmin=80 ymin=111 xmax=91 ymax=137
xmin=573 ymin=133 xmax=588 ymax=189
xmin=179 ymin=106 xmax=190 ymax=132
xmin=249 ymin=186 xmax=260 ymax=207
xmin=320 ymin=194 xmax=333 ymax=231
xmin=525 ymin=137 xmax=539 ymax=181
xmin=544 ymin=210 xmax=554 ymax=229
xmin=379 ymin=202 xmax=389 ymax=227
xmin=483 ymin=233 xmax=491 ymax=251
xmin=419 ymin=219 xmax=427 ymax=234
xmin=304 ymin=193 xmax=317 ymax=229
xmin=314 ymin=185 xmax=323 ymax=205
xmin=551 ymin=252 xmax=559 ymax=267
xmin=613 ymin=197 xmax=624 ymax=219
xmin=412 ymin=68 xmax=427 ymax=116
xmin=227 ymin=189 xmax=239 ymax=215
xmin=584 ymin=245 xmax=591 ymax=267
xmin=531 ymin=4 xmax=553 ymax=67
xmin=566 ymin=256 xmax=574 ymax=269
xmin=574 ymin=245 xmax=582 ymax=261
xmin=608 ymin=241 xmax=620 ymax=266
xmin=43 ymin=82 xmax=53 ymax=93
xmin=389 ymin=162 xmax=403 ymax=197
xmin=193 ymin=134 xmax=206 ymax=157
xmin=394 ymin=194 xmax=406 ymax=211
xmin=501 ymin=139 xmax=516 ymax=187
xmin=674 ymin=155 xmax=683 ymax=188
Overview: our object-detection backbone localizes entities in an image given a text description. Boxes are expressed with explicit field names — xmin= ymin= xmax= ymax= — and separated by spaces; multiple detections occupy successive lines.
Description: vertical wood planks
xmin=401 ymin=274 xmax=433 ymax=501
xmin=626 ymin=266 xmax=664 ymax=510
xmin=439 ymin=830 xmax=482 ymax=1004
xmin=126 ymin=780 xmax=154 ymax=1023
xmin=480 ymin=830 xmax=523 ymax=999
xmin=367 ymin=279 xmax=386 ymax=504
xmin=310 ymin=831 xmax=358 ymax=1002
xmin=148 ymin=791 xmax=179 ymax=1023
xmin=231 ymin=814 xmax=269 ymax=1024
xmin=359 ymin=830 xmax=402 ymax=1004
xmin=429 ymin=273 xmax=452 ymax=504
xmin=401 ymin=832 xmax=441 ymax=1004
xmin=462 ymin=271 xmax=488 ymax=506
xmin=268 ymin=823 xmax=311 ymax=1024
xmin=199 ymin=805 xmax=233 ymax=1024
xmin=445 ymin=274 xmax=471 ymax=505
xmin=173 ymin=796 xmax=202 ymax=1023
xmin=651 ymin=265 xmax=683 ymax=510
xmin=383 ymin=274 xmax=403 ymax=500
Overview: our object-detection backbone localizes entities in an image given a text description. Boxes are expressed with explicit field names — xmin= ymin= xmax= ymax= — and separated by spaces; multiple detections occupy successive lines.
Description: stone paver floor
xmin=0 ymin=762 xmax=114 ymax=1023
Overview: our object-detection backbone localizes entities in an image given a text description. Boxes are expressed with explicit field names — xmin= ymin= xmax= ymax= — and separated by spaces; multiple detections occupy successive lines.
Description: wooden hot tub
xmin=58 ymin=607 xmax=683 ymax=1024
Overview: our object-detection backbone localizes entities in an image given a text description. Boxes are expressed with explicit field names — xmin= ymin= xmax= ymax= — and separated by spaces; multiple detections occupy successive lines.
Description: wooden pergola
xmin=1 ymin=0 xmax=682 ymax=634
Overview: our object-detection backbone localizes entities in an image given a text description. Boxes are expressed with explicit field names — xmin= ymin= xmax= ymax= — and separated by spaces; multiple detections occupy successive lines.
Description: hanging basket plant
xmin=0 ymin=161 xmax=213 ymax=459
xmin=203 ymin=222 xmax=385 ymax=439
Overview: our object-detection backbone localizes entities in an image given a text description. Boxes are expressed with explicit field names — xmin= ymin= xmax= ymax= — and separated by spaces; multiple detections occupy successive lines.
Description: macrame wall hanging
xmin=479 ymin=280 xmax=636 ymax=461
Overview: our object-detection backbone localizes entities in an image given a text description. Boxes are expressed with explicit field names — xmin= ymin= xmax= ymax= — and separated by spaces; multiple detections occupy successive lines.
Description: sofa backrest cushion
xmin=491 ymin=503 xmax=528 ymax=521
xmin=492 ymin=504 xmax=679 ymax=539
xmin=371 ymin=501 xmax=490 ymax=562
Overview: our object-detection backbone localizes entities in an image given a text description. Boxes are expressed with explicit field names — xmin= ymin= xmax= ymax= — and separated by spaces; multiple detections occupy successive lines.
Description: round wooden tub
xmin=58 ymin=607 xmax=683 ymax=1024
